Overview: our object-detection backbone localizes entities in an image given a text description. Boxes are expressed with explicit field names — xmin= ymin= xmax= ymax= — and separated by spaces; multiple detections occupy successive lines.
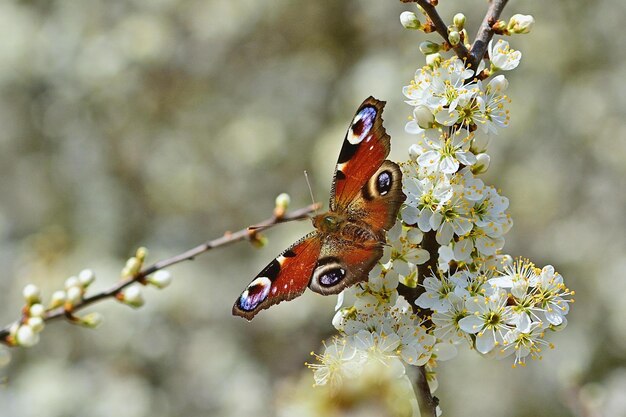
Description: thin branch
xmin=400 ymin=232 xmax=438 ymax=417
xmin=416 ymin=365 xmax=438 ymax=417
xmin=403 ymin=0 xmax=470 ymax=60
xmin=0 ymin=203 xmax=320 ymax=345
xmin=468 ymin=0 xmax=510 ymax=70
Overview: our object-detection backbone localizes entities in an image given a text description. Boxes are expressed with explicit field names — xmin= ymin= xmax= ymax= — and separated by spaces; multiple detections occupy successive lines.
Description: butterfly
xmin=233 ymin=97 xmax=406 ymax=320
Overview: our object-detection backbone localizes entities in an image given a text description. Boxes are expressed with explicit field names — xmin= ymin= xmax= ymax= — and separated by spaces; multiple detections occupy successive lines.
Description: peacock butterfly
xmin=233 ymin=97 xmax=406 ymax=320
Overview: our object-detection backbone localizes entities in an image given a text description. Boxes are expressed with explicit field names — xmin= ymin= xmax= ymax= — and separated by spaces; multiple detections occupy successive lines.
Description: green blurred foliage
xmin=0 ymin=0 xmax=624 ymax=416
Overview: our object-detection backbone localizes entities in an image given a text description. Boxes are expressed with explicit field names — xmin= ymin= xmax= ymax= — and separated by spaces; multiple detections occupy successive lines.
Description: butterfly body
xmin=312 ymin=212 xmax=381 ymax=246
xmin=233 ymin=97 xmax=406 ymax=320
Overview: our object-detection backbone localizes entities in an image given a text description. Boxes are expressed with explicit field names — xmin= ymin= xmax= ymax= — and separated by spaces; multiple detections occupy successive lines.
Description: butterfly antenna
xmin=304 ymin=170 xmax=319 ymax=215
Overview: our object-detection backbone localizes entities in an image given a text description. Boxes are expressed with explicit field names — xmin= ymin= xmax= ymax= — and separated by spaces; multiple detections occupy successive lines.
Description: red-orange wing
xmin=233 ymin=233 xmax=322 ymax=320
xmin=330 ymin=97 xmax=391 ymax=213
xmin=308 ymin=235 xmax=384 ymax=296
xmin=345 ymin=160 xmax=406 ymax=232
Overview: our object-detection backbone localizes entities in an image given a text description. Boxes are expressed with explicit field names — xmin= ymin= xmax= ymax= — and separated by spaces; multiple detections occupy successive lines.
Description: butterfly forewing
xmin=330 ymin=97 xmax=391 ymax=213
xmin=232 ymin=233 xmax=322 ymax=320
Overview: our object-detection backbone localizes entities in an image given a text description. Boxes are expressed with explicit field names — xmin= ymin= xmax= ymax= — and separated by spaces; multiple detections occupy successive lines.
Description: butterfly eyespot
xmin=319 ymin=268 xmax=346 ymax=286
xmin=310 ymin=258 xmax=348 ymax=294
xmin=376 ymin=171 xmax=392 ymax=196
xmin=238 ymin=277 xmax=272 ymax=311
xmin=348 ymin=106 xmax=377 ymax=145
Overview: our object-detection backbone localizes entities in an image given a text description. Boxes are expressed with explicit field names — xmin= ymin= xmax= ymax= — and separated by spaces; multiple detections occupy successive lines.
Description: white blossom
xmin=488 ymin=39 xmax=521 ymax=71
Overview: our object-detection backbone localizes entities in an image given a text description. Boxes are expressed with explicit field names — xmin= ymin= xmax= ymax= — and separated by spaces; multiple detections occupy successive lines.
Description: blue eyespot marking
xmin=319 ymin=268 xmax=346 ymax=286
xmin=376 ymin=171 xmax=392 ymax=195
xmin=348 ymin=106 xmax=377 ymax=145
xmin=238 ymin=277 xmax=272 ymax=311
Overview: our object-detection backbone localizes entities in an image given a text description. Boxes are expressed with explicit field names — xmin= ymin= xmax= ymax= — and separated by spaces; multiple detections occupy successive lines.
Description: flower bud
xmin=78 ymin=269 xmax=96 ymax=287
xmin=27 ymin=317 xmax=45 ymax=333
xmin=425 ymin=52 xmax=442 ymax=67
xmin=78 ymin=312 xmax=103 ymax=328
xmin=472 ymin=153 xmax=491 ymax=174
xmin=250 ymin=232 xmax=268 ymax=249
xmin=419 ymin=41 xmax=440 ymax=55
xmin=122 ymin=257 xmax=142 ymax=278
xmin=274 ymin=193 xmax=291 ymax=218
xmin=508 ymin=14 xmax=534 ymax=34
xmin=413 ymin=105 xmax=434 ymax=129
xmin=16 ymin=325 xmax=39 ymax=347
xmin=49 ymin=290 xmax=67 ymax=309
xmin=472 ymin=131 xmax=490 ymax=153
xmin=488 ymin=74 xmax=509 ymax=93
xmin=64 ymin=276 xmax=80 ymax=290
xmin=29 ymin=303 xmax=45 ymax=318
xmin=147 ymin=270 xmax=171 ymax=289
xmin=22 ymin=284 xmax=41 ymax=305
xmin=135 ymin=247 xmax=148 ymax=263
xmin=492 ymin=20 xmax=507 ymax=34
xmin=66 ymin=286 xmax=83 ymax=305
xmin=400 ymin=11 xmax=422 ymax=30
xmin=448 ymin=31 xmax=461 ymax=46
xmin=119 ymin=285 xmax=144 ymax=308
xmin=453 ymin=13 xmax=466 ymax=30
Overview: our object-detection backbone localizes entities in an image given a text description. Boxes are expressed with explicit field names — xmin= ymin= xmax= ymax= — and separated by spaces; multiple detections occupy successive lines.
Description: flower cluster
xmin=422 ymin=259 xmax=573 ymax=366
xmin=309 ymin=269 xmax=437 ymax=388
xmin=310 ymin=9 xmax=573 ymax=395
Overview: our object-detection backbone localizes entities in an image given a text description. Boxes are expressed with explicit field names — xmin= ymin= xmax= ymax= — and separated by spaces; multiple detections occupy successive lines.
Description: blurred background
xmin=0 ymin=0 xmax=623 ymax=416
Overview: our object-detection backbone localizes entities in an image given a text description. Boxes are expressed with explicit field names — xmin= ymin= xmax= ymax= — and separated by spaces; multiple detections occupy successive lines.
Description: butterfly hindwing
xmin=330 ymin=97 xmax=391 ymax=212
xmin=346 ymin=160 xmax=406 ymax=231
xmin=308 ymin=234 xmax=384 ymax=295
xmin=232 ymin=233 xmax=322 ymax=320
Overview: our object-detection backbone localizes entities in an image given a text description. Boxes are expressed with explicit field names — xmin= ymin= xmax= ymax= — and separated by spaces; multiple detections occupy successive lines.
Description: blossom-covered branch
xmin=0 ymin=199 xmax=320 ymax=347
xmin=307 ymin=2 xmax=573 ymax=417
